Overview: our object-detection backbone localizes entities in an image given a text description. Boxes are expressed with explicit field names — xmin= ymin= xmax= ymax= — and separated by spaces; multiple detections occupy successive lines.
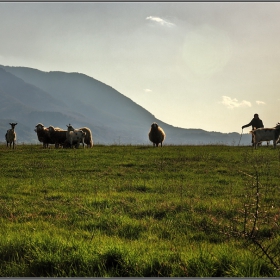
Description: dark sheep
xmin=47 ymin=125 xmax=68 ymax=148
xmin=34 ymin=123 xmax=54 ymax=148
xmin=148 ymin=122 xmax=165 ymax=147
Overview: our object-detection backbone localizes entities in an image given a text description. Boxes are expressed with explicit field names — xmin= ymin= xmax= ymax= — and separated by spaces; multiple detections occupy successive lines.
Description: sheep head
xmin=9 ymin=123 xmax=17 ymax=129
xmin=48 ymin=125 xmax=55 ymax=132
xmin=151 ymin=122 xmax=158 ymax=130
xmin=35 ymin=123 xmax=45 ymax=132
xmin=66 ymin=124 xmax=75 ymax=131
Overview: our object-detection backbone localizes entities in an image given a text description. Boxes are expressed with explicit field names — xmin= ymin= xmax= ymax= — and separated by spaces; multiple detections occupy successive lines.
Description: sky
xmin=1 ymin=2 xmax=280 ymax=134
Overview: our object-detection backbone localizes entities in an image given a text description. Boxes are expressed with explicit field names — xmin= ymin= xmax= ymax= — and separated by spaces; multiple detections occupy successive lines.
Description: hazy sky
xmin=1 ymin=2 xmax=280 ymax=133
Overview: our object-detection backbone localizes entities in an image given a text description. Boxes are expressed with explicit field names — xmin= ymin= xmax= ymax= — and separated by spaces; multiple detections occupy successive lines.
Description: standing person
xmin=242 ymin=113 xmax=264 ymax=145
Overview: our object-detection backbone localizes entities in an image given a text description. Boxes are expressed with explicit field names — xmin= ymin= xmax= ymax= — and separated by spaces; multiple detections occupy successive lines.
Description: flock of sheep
xmin=4 ymin=121 xmax=280 ymax=149
xmin=34 ymin=123 xmax=94 ymax=149
xmin=4 ymin=122 xmax=166 ymax=149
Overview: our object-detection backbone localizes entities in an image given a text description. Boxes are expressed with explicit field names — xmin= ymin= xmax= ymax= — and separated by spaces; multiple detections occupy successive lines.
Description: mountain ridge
xmin=0 ymin=65 xmax=251 ymax=145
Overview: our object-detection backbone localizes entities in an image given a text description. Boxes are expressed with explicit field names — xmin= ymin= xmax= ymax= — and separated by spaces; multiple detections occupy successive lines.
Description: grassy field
xmin=0 ymin=144 xmax=280 ymax=277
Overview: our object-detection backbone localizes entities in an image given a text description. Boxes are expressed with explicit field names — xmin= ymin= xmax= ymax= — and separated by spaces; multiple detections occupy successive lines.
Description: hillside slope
xmin=0 ymin=65 xmax=251 ymax=145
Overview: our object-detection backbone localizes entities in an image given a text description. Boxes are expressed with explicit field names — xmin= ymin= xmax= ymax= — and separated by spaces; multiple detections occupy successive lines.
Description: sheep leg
xmin=253 ymin=139 xmax=257 ymax=149
xmin=252 ymin=134 xmax=257 ymax=149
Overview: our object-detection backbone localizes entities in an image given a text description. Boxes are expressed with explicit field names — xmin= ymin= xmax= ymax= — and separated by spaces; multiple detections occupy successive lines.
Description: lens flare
xmin=182 ymin=24 xmax=232 ymax=78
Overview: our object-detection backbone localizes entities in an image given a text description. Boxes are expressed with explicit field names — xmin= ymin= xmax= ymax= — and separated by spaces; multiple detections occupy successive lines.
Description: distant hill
xmin=0 ymin=65 xmax=251 ymax=145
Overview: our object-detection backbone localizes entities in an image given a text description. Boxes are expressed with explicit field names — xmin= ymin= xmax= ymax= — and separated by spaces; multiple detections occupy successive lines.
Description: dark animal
xmin=34 ymin=123 xmax=54 ymax=148
xmin=148 ymin=122 xmax=165 ymax=147
xmin=5 ymin=122 xmax=17 ymax=149
xmin=47 ymin=126 xmax=68 ymax=148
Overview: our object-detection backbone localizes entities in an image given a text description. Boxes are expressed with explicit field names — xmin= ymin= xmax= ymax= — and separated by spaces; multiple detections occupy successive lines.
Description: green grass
xmin=0 ymin=144 xmax=280 ymax=276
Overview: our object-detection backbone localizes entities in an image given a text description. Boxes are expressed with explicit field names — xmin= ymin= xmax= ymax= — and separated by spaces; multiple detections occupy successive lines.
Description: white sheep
xmin=66 ymin=125 xmax=93 ymax=148
xmin=5 ymin=122 xmax=17 ymax=149
xmin=66 ymin=124 xmax=86 ymax=148
xmin=148 ymin=122 xmax=165 ymax=147
xmin=250 ymin=123 xmax=280 ymax=149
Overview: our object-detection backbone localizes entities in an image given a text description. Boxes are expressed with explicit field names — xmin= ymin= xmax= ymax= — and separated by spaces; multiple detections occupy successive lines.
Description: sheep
xmin=250 ymin=123 xmax=280 ymax=149
xmin=66 ymin=124 xmax=86 ymax=148
xmin=252 ymin=126 xmax=269 ymax=147
xmin=5 ymin=122 xmax=17 ymax=149
xmin=80 ymin=127 xmax=93 ymax=148
xmin=47 ymin=126 xmax=67 ymax=148
xmin=34 ymin=123 xmax=54 ymax=148
xmin=66 ymin=124 xmax=93 ymax=148
xmin=148 ymin=122 xmax=165 ymax=147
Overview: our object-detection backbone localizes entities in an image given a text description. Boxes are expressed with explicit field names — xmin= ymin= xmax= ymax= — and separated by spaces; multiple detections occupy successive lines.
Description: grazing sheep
xmin=250 ymin=123 xmax=280 ymax=149
xmin=148 ymin=122 xmax=165 ymax=147
xmin=67 ymin=124 xmax=93 ymax=148
xmin=34 ymin=123 xmax=54 ymax=148
xmin=5 ymin=122 xmax=17 ymax=149
xmin=66 ymin=124 xmax=86 ymax=148
xmin=47 ymin=126 xmax=67 ymax=148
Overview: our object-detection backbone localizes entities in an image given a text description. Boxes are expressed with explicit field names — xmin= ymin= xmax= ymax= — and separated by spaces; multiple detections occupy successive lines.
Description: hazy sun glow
xmin=182 ymin=24 xmax=232 ymax=78
xmin=1 ymin=2 xmax=280 ymax=132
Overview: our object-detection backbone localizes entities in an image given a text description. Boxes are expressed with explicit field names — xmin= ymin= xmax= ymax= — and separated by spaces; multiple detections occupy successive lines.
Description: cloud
xmin=221 ymin=96 xmax=251 ymax=109
xmin=256 ymin=100 xmax=266 ymax=105
xmin=146 ymin=16 xmax=175 ymax=27
xmin=144 ymin=88 xmax=152 ymax=92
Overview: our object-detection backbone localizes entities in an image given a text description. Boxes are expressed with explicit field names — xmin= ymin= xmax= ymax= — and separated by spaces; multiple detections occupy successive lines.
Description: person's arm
xmin=242 ymin=120 xmax=252 ymax=129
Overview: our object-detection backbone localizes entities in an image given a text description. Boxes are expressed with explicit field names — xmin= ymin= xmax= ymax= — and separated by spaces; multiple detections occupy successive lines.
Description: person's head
xmin=254 ymin=113 xmax=259 ymax=119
